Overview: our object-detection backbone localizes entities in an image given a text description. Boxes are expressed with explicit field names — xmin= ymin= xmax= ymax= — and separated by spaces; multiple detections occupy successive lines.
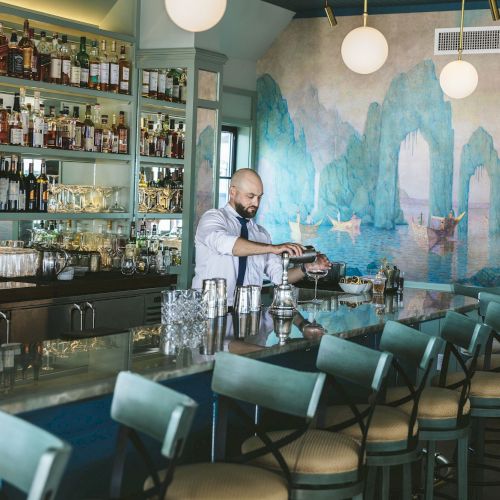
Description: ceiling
xmin=262 ymin=0 xmax=490 ymax=17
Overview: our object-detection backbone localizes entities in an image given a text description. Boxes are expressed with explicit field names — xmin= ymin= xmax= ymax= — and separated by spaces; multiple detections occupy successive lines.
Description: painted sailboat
xmin=289 ymin=213 xmax=323 ymax=239
xmin=328 ymin=213 xmax=362 ymax=232
xmin=411 ymin=211 xmax=465 ymax=249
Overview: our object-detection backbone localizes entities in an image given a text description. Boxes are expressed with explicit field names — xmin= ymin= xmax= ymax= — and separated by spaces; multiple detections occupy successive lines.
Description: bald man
xmin=192 ymin=168 xmax=330 ymax=304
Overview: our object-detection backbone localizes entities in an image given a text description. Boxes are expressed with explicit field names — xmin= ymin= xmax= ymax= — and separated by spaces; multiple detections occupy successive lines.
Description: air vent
xmin=435 ymin=27 xmax=500 ymax=55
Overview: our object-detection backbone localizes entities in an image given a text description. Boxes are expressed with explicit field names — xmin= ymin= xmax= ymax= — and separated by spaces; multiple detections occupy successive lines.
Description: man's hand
xmin=269 ymin=242 xmax=304 ymax=257
xmin=304 ymin=253 xmax=332 ymax=272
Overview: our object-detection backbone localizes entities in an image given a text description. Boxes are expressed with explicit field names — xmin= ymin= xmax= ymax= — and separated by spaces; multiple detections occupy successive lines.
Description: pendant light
xmin=341 ymin=0 xmax=388 ymax=74
xmin=439 ymin=0 xmax=478 ymax=99
xmin=164 ymin=0 xmax=227 ymax=33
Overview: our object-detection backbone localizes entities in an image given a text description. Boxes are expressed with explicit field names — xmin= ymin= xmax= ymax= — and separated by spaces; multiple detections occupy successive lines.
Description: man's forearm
xmin=288 ymin=266 xmax=305 ymax=283
xmin=232 ymin=237 xmax=273 ymax=257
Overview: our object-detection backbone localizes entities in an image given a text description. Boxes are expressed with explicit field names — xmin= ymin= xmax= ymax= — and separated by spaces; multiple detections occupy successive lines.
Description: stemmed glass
xmin=306 ymin=267 xmax=329 ymax=304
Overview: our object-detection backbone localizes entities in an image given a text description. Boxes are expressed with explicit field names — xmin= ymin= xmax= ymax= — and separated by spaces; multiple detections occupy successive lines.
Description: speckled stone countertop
xmin=0 ymin=287 xmax=477 ymax=414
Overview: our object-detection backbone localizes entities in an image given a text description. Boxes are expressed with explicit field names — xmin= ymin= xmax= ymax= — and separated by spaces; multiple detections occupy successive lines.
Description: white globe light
xmin=165 ymin=0 xmax=227 ymax=33
xmin=439 ymin=59 xmax=478 ymax=99
xmin=341 ymin=26 xmax=389 ymax=74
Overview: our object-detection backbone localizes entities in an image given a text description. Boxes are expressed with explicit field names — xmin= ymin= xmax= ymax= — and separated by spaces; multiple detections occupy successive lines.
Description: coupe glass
xmin=306 ymin=267 xmax=329 ymax=304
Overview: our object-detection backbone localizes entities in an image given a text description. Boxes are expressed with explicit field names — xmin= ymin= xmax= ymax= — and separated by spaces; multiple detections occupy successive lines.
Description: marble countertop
xmin=0 ymin=287 xmax=477 ymax=414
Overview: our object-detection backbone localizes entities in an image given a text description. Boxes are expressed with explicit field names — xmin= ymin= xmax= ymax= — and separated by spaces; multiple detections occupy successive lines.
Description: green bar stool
xmin=238 ymin=336 xmax=392 ymax=499
xmin=0 ymin=410 xmax=71 ymax=500
xmin=473 ymin=291 xmax=500 ymax=370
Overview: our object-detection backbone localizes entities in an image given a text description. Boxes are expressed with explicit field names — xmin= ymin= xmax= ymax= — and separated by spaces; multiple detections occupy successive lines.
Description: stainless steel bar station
xmin=0 ymin=1 xmax=500 ymax=499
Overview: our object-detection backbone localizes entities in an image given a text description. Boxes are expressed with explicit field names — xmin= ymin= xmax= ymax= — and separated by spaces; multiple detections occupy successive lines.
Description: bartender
xmin=192 ymin=168 xmax=330 ymax=303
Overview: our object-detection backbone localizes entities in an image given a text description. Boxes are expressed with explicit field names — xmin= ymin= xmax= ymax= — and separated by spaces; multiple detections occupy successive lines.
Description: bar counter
xmin=0 ymin=286 xmax=477 ymax=415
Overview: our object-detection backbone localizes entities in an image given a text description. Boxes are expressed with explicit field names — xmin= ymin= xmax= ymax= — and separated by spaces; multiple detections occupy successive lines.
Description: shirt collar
xmin=224 ymin=203 xmax=255 ymax=226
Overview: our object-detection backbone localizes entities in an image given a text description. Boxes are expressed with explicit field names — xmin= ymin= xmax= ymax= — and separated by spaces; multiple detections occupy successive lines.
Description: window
xmin=218 ymin=126 xmax=237 ymax=208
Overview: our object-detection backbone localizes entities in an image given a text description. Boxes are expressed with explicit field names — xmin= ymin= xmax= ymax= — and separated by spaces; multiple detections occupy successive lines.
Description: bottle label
xmin=21 ymin=112 xmax=29 ymax=135
xmin=90 ymin=62 xmax=99 ymax=81
xmin=22 ymin=47 xmax=32 ymax=70
xmin=18 ymin=189 xmax=26 ymax=211
xmin=83 ymin=125 xmax=94 ymax=151
xmin=118 ymin=130 xmax=128 ymax=154
xmin=80 ymin=67 xmax=89 ymax=84
xmin=119 ymin=80 xmax=129 ymax=92
xmin=62 ymin=59 xmax=71 ymax=76
xmin=142 ymin=84 xmax=149 ymax=95
xmin=0 ymin=178 xmax=8 ymax=208
xmin=180 ymin=85 xmax=187 ymax=102
xmin=8 ymin=181 xmax=19 ymax=203
xmin=172 ymin=85 xmax=180 ymax=99
xmin=158 ymin=73 xmax=166 ymax=94
xmin=100 ymin=62 xmax=109 ymax=84
xmin=33 ymin=118 xmax=44 ymax=147
xmin=31 ymin=54 xmax=37 ymax=74
xmin=122 ymin=66 xmax=129 ymax=81
xmin=110 ymin=63 xmax=119 ymax=85
xmin=70 ymin=65 xmax=81 ymax=85
xmin=10 ymin=128 xmax=23 ymax=145
xmin=142 ymin=70 xmax=149 ymax=84
xmin=74 ymin=125 xmax=82 ymax=148
xmin=149 ymin=72 xmax=158 ymax=92
xmin=50 ymin=58 xmax=62 ymax=78
xmin=13 ymin=53 xmax=23 ymax=74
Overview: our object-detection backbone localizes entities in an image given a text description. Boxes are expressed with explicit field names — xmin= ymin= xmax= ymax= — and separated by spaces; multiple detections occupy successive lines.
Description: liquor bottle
xmin=45 ymin=106 xmax=57 ymax=148
xmin=8 ymin=31 xmax=23 ymax=78
xmin=69 ymin=43 xmax=80 ymax=87
xmin=59 ymin=106 xmax=72 ymax=150
xmin=82 ymin=104 xmax=94 ymax=152
xmin=108 ymin=41 xmax=119 ymax=93
xmin=149 ymin=68 xmax=159 ymax=99
xmin=99 ymin=39 xmax=109 ymax=91
xmin=147 ymin=121 xmax=155 ymax=156
xmin=0 ymin=158 xmax=9 ymax=211
xmin=169 ymin=118 xmax=178 ymax=158
xmin=10 ymin=94 xmax=24 ymax=146
xmin=7 ymin=156 xmax=20 ymax=212
xmin=88 ymin=40 xmax=99 ymax=89
xmin=139 ymin=117 xmax=146 ymax=155
xmin=0 ymin=23 xmax=8 ymax=76
xmin=71 ymin=106 xmax=82 ymax=150
xmin=171 ymin=69 xmax=180 ymax=103
xmin=19 ymin=87 xmax=30 ymax=145
xmin=128 ymin=217 xmax=136 ymax=243
xmin=26 ymin=162 xmax=37 ymax=211
xmin=179 ymin=70 xmax=187 ymax=104
xmin=138 ymin=168 xmax=148 ymax=188
xmin=110 ymin=113 xmax=119 ymax=153
xmin=156 ymin=114 xmax=166 ymax=157
xmin=77 ymin=36 xmax=89 ymax=88
xmin=60 ymin=34 xmax=71 ymax=85
xmin=36 ymin=160 xmax=48 ymax=212
xmin=17 ymin=158 xmax=26 ymax=212
xmin=142 ymin=69 xmax=150 ymax=97
xmin=118 ymin=45 xmax=130 ymax=95
xmin=178 ymin=122 xmax=185 ymax=159
xmin=166 ymin=68 xmax=174 ymax=101
xmin=117 ymin=111 xmax=129 ymax=154
xmin=50 ymin=33 xmax=62 ymax=84
xmin=37 ymin=31 xmax=52 ymax=82
xmin=158 ymin=69 xmax=166 ymax=100
xmin=32 ymin=92 xmax=44 ymax=148
xmin=29 ymin=28 xmax=39 ymax=81
xmin=101 ymin=114 xmax=112 ymax=153
xmin=18 ymin=20 xmax=35 ymax=80
xmin=0 ymin=98 xmax=9 ymax=144
xmin=93 ymin=104 xmax=103 ymax=152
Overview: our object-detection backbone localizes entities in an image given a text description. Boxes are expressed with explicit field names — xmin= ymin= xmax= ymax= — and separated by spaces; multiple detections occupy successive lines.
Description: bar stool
xmin=0 ymin=410 xmax=71 ymax=500
xmin=321 ymin=321 xmax=440 ymax=500
xmin=473 ymin=291 xmax=500 ymax=370
xmin=240 ymin=335 xmax=392 ymax=499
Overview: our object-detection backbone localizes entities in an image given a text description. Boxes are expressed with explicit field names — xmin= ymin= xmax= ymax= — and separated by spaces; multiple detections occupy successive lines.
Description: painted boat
xmin=289 ymin=217 xmax=323 ymax=238
xmin=410 ymin=211 xmax=465 ymax=249
xmin=328 ymin=214 xmax=362 ymax=232
xmin=429 ymin=211 xmax=465 ymax=236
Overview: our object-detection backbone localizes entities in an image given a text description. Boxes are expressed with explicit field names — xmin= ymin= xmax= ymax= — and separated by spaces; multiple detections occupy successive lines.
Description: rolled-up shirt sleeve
xmin=265 ymin=252 xmax=284 ymax=284
xmin=196 ymin=210 xmax=239 ymax=255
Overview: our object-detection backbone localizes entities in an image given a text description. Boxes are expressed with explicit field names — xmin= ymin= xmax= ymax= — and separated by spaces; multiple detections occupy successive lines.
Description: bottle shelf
xmin=136 ymin=213 xmax=183 ymax=220
xmin=140 ymin=97 xmax=185 ymax=113
xmin=139 ymin=156 xmax=184 ymax=166
xmin=0 ymin=212 xmax=131 ymax=221
xmin=0 ymin=145 xmax=133 ymax=162
xmin=0 ymin=76 xmax=134 ymax=104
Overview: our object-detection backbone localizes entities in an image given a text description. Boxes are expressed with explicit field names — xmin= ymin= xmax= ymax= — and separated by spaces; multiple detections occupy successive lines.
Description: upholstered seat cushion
xmin=433 ymin=371 xmax=500 ymax=399
xmin=144 ymin=463 xmax=288 ymax=500
xmin=321 ymin=405 xmax=417 ymax=442
xmin=241 ymin=429 xmax=360 ymax=474
xmin=465 ymin=354 xmax=500 ymax=370
xmin=386 ymin=386 xmax=470 ymax=419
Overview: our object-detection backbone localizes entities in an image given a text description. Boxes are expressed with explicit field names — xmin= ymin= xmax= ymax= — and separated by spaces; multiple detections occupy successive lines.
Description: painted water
xmin=265 ymin=206 xmax=499 ymax=284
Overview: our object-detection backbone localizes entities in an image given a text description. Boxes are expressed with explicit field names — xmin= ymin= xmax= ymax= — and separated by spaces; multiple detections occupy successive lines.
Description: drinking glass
xmin=110 ymin=187 xmax=125 ymax=212
xmin=306 ymin=267 xmax=329 ymax=304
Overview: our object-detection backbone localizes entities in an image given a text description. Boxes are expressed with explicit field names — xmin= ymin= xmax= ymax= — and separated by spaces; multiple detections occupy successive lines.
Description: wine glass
xmin=110 ymin=187 xmax=125 ymax=212
xmin=306 ymin=267 xmax=329 ymax=304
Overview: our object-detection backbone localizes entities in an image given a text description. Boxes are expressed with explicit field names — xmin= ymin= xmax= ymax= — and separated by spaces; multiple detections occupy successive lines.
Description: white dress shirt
xmin=192 ymin=204 xmax=283 ymax=304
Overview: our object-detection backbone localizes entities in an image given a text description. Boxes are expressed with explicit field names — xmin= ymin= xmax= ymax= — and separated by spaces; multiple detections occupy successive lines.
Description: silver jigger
xmin=270 ymin=252 xmax=296 ymax=316
xmin=272 ymin=314 xmax=293 ymax=345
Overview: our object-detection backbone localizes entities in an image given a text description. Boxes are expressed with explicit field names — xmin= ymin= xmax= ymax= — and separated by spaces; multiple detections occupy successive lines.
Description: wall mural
xmin=256 ymin=11 xmax=500 ymax=285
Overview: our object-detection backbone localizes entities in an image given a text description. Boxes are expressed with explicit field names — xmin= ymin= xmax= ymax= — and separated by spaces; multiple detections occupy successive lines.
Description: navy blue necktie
xmin=236 ymin=217 xmax=248 ymax=286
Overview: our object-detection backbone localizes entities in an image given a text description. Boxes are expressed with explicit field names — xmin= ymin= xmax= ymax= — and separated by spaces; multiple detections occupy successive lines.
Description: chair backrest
xmin=316 ymin=335 xmax=392 ymax=393
xmin=440 ymin=311 xmax=491 ymax=354
xmin=380 ymin=320 xmax=442 ymax=373
xmin=111 ymin=371 xmax=198 ymax=459
xmin=484 ymin=300 xmax=500 ymax=335
xmin=212 ymin=352 xmax=326 ymax=420
xmin=453 ymin=283 xmax=483 ymax=299
xmin=0 ymin=410 xmax=71 ymax=500
xmin=479 ymin=291 xmax=500 ymax=321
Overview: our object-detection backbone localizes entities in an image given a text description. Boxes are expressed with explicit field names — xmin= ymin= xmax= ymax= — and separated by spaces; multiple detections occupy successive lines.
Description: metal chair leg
xmin=381 ymin=466 xmax=390 ymax=500
xmin=402 ymin=462 xmax=412 ymax=500
xmin=425 ymin=441 xmax=436 ymax=500
xmin=364 ymin=466 xmax=376 ymax=500
xmin=457 ymin=434 xmax=468 ymax=500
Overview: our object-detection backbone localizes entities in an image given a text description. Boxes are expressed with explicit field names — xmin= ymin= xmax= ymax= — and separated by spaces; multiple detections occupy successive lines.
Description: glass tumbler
xmin=121 ymin=243 xmax=136 ymax=275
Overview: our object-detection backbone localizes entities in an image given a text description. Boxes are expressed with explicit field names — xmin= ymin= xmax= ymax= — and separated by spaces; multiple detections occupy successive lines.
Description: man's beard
xmin=234 ymin=202 xmax=258 ymax=219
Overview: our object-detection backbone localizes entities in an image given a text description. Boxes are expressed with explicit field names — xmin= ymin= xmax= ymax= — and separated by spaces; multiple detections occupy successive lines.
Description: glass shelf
xmin=136 ymin=213 xmax=183 ymax=220
xmin=139 ymin=156 xmax=184 ymax=166
xmin=0 ymin=212 xmax=131 ymax=221
xmin=140 ymin=97 xmax=185 ymax=113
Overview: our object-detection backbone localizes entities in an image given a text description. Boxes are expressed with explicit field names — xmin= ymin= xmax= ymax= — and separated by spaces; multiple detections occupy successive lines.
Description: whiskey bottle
xmin=99 ymin=39 xmax=109 ymax=91
xmin=101 ymin=115 xmax=112 ymax=153
xmin=0 ymin=99 xmax=9 ymax=144
xmin=0 ymin=158 xmax=9 ymax=211
xmin=0 ymin=23 xmax=8 ymax=76
xmin=77 ymin=37 xmax=89 ymax=88
xmin=29 ymin=28 xmax=39 ymax=81
xmin=178 ymin=122 xmax=185 ymax=159
xmin=45 ymin=106 xmax=58 ymax=148
xmin=149 ymin=68 xmax=159 ymax=99
xmin=60 ymin=34 xmax=71 ymax=85
xmin=117 ymin=111 xmax=129 ymax=154
xmin=171 ymin=69 xmax=180 ymax=103
xmin=32 ymin=92 xmax=44 ymax=148
xmin=19 ymin=87 xmax=30 ymax=145
xmin=8 ymin=31 xmax=23 ymax=78
xmin=18 ymin=20 xmax=34 ymax=80
xmin=50 ymin=33 xmax=62 ymax=84
xmin=142 ymin=69 xmax=150 ymax=97
xmin=72 ymin=106 xmax=83 ymax=151
xmin=108 ymin=41 xmax=119 ymax=93
xmin=69 ymin=43 xmax=81 ymax=87
xmin=111 ymin=113 xmax=119 ymax=153
xmin=93 ymin=104 xmax=103 ymax=152
xmin=169 ymin=118 xmax=178 ymax=158
xmin=179 ymin=70 xmax=188 ymax=104
xmin=158 ymin=69 xmax=166 ymax=100
xmin=166 ymin=69 xmax=174 ymax=101
xmin=10 ymin=94 xmax=24 ymax=146
xmin=82 ymin=104 xmax=94 ymax=152
xmin=26 ymin=162 xmax=37 ymax=211
xmin=37 ymin=31 xmax=52 ymax=83
xmin=36 ymin=160 xmax=48 ymax=212
xmin=88 ymin=40 xmax=99 ymax=89
xmin=60 ymin=106 xmax=72 ymax=150
xmin=118 ymin=45 xmax=130 ymax=94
